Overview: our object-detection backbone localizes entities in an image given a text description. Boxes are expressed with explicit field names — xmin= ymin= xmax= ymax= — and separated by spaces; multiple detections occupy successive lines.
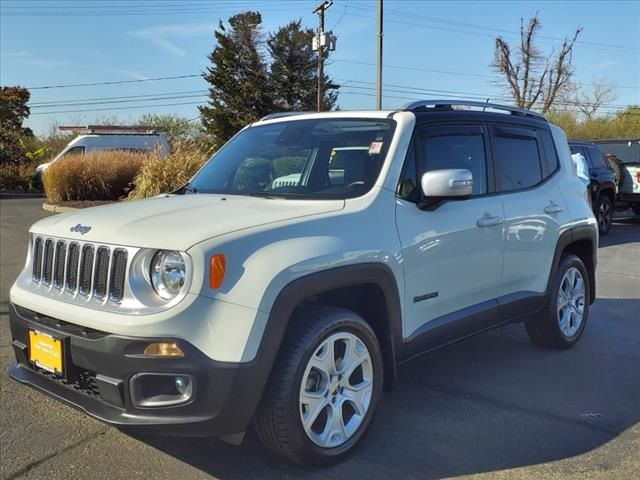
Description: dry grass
xmin=43 ymin=150 xmax=151 ymax=203
xmin=129 ymin=144 xmax=208 ymax=199
xmin=0 ymin=160 xmax=40 ymax=192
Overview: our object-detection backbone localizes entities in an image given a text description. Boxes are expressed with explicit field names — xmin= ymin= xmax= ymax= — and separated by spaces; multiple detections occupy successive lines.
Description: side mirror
xmin=419 ymin=169 xmax=473 ymax=210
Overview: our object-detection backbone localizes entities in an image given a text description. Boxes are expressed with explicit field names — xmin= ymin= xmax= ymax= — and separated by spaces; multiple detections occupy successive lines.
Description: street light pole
xmin=376 ymin=0 xmax=383 ymax=110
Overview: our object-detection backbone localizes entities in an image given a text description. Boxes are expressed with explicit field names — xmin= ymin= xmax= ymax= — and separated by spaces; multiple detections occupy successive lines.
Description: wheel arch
xmin=257 ymin=263 xmax=403 ymax=394
xmin=549 ymin=226 xmax=597 ymax=304
xmin=596 ymin=185 xmax=616 ymax=207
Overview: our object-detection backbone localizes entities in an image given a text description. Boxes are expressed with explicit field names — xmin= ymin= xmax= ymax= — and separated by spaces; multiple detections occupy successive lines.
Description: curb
xmin=42 ymin=202 xmax=78 ymax=213
xmin=0 ymin=192 xmax=45 ymax=199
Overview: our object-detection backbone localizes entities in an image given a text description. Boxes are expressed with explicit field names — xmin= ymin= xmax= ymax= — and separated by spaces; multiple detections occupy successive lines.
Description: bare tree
xmin=565 ymin=77 xmax=617 ymax=119
xmin=493 ymin=14 xmax=582 ymax=113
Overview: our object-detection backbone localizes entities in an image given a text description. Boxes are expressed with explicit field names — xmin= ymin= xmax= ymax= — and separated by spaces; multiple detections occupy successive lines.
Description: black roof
xmin=413 ymin=109 xmax=550 ymax=129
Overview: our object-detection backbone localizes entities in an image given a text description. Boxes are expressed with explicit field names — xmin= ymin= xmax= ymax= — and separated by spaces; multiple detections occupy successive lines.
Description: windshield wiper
xmin=182 ymin=184 xmax=198 ymax=194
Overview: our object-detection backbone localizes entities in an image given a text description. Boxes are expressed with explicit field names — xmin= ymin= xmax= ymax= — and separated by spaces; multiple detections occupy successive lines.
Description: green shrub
xmin=0 ymin=160 xmax=39 ymax=191
xmin=43 ymin=150 xmax=150 ymax=203
xmin=129 ymin=145 xmax=208 ymax=199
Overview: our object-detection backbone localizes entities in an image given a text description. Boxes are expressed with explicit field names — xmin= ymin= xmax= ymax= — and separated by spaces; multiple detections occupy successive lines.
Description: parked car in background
xmin=33 ymin=125 xmax=170 ymax=188
xmin=569 ymin=141 xmax=617 ymax=235
xmin=594 ymin=139 xmax=640 ymax=216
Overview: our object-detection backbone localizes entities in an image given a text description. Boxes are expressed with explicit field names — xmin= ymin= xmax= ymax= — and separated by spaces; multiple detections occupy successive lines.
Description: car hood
xmin=31 ymin=194 xmax=345 ymax=250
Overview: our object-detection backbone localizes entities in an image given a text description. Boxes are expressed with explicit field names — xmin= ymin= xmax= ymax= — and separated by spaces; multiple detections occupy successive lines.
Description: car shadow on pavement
xmin=600 ymin=216 xmax=640 ymax=248
xmin=132 ymin=303 xmax=640 ymax=479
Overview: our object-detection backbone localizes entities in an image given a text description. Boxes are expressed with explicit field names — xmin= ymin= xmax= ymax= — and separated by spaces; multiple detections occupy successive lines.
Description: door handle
xmin=477 ymin=216 xmax=503 ymax=227
xmin=544 ymin=202 xmax=564 ymax=214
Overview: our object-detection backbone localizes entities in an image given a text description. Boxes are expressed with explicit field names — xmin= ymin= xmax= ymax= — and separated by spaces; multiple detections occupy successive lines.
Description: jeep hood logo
xmin=70 ymin=224 xmax=92 ymax=235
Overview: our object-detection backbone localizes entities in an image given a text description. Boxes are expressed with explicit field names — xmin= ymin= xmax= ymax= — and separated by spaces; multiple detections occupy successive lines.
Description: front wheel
xmin=254 ymin=304 xmax=383 ymax=466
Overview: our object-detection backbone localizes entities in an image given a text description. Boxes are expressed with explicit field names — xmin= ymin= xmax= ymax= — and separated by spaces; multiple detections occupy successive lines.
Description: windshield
xmin=188 ymin=118 xmax=396 ymax=199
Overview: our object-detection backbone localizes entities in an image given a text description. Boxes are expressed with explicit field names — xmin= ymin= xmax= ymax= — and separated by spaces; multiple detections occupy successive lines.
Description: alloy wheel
xmin=557 ymin=267 xmax=586 ymax=337
xmin=598 ymin=200 xmax=612 ymax=232
xmin=299 ymin=332 xmax=373 ymax=448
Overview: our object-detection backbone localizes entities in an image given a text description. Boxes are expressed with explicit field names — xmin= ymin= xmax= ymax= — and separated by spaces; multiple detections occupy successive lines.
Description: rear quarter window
xmin=539 ymin=130 xmax=560 ymax=175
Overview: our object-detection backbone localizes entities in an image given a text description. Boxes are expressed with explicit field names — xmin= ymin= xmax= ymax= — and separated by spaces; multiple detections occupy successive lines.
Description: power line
xmin=28 ymin=82 xmax=635 ymax=116
xmin=340 ymin=79 xmax=635 ymax=109
xmin=26 ymin=74 xmax=203 ymax=90
xmin=340 ymin=89 xmax=639 ymax=116
xmin=29 ymin=100 xmax=206 ymax=116
xmin=340 ymin=83 xmax=634 ymax=112
xmin=347 ymin=2 xmax=639 ymax=52
xmin=30 ymin=93 xmax=208 ymax=109
xmin=1 ymin=3 xmax=302 ymax=16
xmin=332 ymin=59 xmax=640 ymax=90
xmin=29 ymin=89 xmax=208 ymax=107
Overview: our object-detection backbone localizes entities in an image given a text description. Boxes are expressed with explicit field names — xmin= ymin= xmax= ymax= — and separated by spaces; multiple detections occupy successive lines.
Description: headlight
xmin=150 ymin=250 xmax=186 ymax=300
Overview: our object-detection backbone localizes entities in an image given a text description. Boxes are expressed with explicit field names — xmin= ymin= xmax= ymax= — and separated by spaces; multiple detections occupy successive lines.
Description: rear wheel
xmin=525 ymin=254 xmax=590 ymax=349
xmin=255 ymin=304 xmax=383 ymax=466
xmin=596 ymin=195 xmax=614 ymax=235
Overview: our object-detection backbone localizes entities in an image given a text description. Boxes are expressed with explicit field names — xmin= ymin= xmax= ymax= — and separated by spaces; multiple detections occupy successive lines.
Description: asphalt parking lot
xmin=1 ymin=197 xmax=638 ymax=479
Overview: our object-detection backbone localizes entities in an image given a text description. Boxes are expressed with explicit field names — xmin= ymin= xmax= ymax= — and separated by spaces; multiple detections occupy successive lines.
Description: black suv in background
xmin=569 ymin=140 xmax=617 ymax=235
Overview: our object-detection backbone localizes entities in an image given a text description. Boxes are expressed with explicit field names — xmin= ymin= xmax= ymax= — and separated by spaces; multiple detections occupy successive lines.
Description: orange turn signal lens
xmin=209 ymin=254 xmax=226 ymax=289
xmin=143 ymin=342 xmax=184 ymax=357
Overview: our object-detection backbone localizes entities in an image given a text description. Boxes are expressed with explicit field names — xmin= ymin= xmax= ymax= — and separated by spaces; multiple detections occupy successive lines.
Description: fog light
xmin=175 ymin=376 xmax=189 ymax=395
xmin=130 ymin=373 xmax=195 ymax=408
xmin=144 ymin=342 xmax=184 ymax=357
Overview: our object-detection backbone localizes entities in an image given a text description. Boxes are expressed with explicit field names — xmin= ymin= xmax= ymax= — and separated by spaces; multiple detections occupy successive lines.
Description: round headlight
xmin=150 ymin=250 xmax=186 ymax=300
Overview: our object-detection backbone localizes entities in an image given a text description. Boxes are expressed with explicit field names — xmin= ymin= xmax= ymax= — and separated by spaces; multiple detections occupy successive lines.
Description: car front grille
xmin=31 ymin=236 xmax=129 ymax=304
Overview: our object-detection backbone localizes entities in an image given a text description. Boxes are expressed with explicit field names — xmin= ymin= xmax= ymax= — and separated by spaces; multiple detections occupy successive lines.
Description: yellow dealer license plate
xmin=29 ymin=330 xmax=63 ymax=375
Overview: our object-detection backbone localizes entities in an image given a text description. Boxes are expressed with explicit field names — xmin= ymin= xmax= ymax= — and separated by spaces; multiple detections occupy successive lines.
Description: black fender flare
xmin=254 ymin=263 xmax=403 ymax=396
xmin=548 ymin=225 xmax=597 ymax=304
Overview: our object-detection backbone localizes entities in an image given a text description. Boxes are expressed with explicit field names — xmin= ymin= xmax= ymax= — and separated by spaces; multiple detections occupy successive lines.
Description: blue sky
xmin=1 ymin=0 xmax=638 ymax=136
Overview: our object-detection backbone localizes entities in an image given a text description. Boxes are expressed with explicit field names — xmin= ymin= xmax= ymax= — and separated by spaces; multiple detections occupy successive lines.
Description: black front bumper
xmin=8 ymin=302 xmax=265 ymax=437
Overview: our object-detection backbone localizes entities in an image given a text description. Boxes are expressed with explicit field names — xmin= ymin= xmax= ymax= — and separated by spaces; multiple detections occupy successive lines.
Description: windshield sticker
xmin=369 ymin=141 xmax=383 ymax=155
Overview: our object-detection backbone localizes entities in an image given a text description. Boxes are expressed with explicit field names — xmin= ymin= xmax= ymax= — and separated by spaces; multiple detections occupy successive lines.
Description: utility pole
xmin=313 ymin=1 xmax=332 ymax=112
xmin=376 ymin=0 xmax=383 ymax=110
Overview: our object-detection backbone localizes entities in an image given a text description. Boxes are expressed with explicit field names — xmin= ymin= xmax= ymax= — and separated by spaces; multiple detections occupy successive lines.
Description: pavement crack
xmin=419 ymin=382 xmax=620 ymax=437
xmin=6 ymin=430 xmax=107 ymax=479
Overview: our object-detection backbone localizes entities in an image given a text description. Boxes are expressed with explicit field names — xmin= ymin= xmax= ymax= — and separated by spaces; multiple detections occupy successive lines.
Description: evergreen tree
xmin=0 ymin=86 xmax=33 ymax=164
xmin=268 ymin=20 xmax=338 ymax=112
xmin=199 ymin=12 xmax=272 ymax=147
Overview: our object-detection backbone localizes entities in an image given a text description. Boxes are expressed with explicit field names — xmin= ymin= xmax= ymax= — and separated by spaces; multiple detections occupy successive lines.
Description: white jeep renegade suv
xmin=9 ymin=100 xmax=598 ymax=466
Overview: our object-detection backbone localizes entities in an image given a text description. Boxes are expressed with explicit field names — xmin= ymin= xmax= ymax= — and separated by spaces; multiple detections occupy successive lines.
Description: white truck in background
xmin=595 ymin=139 xmax=640 ymax=216
xmin=34 ymin=125 xmax=170 ymax=188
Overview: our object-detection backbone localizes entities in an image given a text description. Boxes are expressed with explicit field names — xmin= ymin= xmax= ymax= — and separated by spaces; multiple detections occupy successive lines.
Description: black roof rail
xmin=260 ymin=111 xmax=314 ymax=121
xmin=401 ymin=100 xmax=546 ymax=121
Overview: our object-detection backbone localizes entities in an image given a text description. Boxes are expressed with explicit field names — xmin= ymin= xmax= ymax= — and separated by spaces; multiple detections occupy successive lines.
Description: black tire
xmin=525 ymin=254 xmax=590 ymax=349
xmin=595 ymin=194 xmax=614 ymax=236
xmin=254 ymin=304 xmax=384 ymax=466
xmin=606 ymin=156 xmax=624 ymax=188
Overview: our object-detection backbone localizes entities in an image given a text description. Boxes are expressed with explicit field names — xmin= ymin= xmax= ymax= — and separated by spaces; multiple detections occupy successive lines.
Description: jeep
xmin=9 ymin=100 xmax=598 ymax=466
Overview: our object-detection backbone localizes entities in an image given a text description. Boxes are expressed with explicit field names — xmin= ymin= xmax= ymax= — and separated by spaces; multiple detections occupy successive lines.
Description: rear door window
xmin=492 ymin=126 xmax=543 ymax=192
